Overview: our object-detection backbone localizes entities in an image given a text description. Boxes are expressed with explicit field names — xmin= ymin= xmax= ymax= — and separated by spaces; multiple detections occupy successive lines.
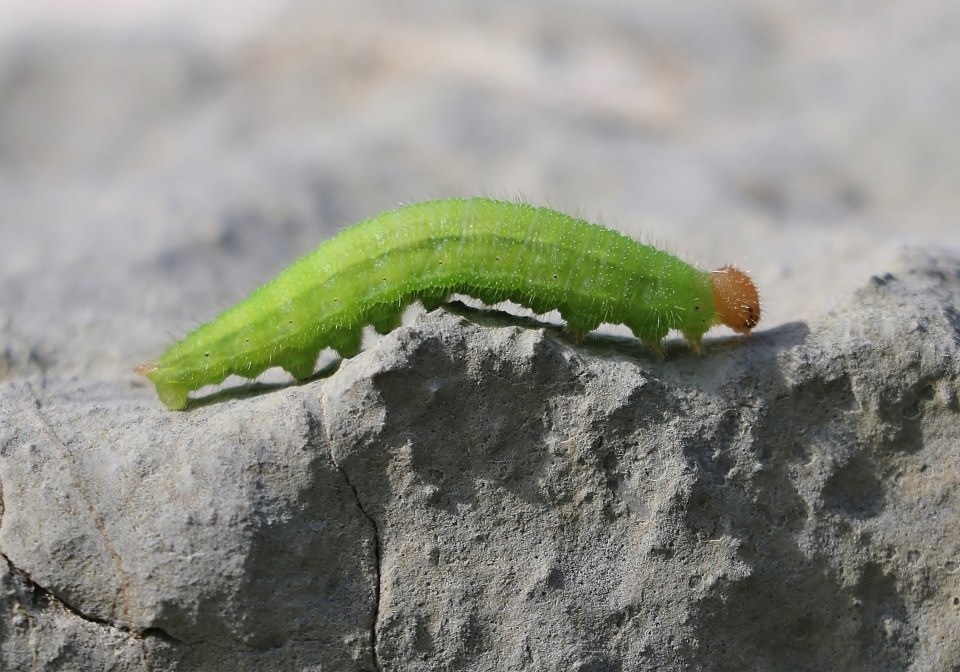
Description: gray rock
xmin=3 ymin=1 xmax=960 ymax=669
xmin=2 ymin=248 xmax=959 ymax=670
xmin=0 ymin=382 xmax=377 ymax=670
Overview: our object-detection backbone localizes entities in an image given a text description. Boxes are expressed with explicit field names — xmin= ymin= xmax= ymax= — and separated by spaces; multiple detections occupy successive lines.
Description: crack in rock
xmin=335 ymin=465 xmax=383 ymax=672
xmin=1 ymin=552 xmax=185 ymax=646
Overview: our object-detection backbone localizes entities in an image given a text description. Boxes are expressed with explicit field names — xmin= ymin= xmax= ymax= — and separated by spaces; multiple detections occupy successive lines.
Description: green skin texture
xmin=143 ymin=198 xmax=717 ymax=410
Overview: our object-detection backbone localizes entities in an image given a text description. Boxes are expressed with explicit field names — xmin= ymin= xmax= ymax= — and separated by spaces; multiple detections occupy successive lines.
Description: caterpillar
xmin=137 ymin=197 xmax=760 ymax=410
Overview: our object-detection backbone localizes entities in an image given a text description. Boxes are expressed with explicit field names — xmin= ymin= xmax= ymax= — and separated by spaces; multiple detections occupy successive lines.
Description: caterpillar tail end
xmin=135 ymin=362 xmax=190 ymax=411
xmin=710 ymin=266 xmax=761 ymax=335
xmin=134 ymin=362 xmax=158 ymax=378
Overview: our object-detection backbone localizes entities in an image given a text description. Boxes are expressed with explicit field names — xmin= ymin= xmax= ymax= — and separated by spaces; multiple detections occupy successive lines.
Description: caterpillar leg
xmin=680 ymin=325 xmax=710 ymax=355
xmin=329 ymin=328 xmax=363 ymax=359
xmin=646 ymin=340 xmax=667 ymax=359
xmin=684 ymin=335 xmax=704 ymax=355
xmin=371 ymin=309 xmax=404 ymax=335
xmin=156 ymin=382 xmax=190 ymax=411
xmin=282 ymin=352 xmax=319 ymax=381
xmin=560 ymin=307 xmax=601 ymax=345
xmin=420 ymin=292 xmax=450 ymax=312
xmin=629 ymin=323 xmax=669 ymax=359
xmin=563 ymin=326 xmax=587 ymax=345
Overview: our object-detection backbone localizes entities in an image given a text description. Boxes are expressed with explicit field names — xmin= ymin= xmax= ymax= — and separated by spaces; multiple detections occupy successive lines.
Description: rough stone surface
xmin=0 ymin=382 xmax=377 ymax=670
xmin=311 ymin=252 xmax=960 ymax=670
xmin=3 ymin=250 xmax=960 ymax=670
xmin=2 ymin=1 xmax=960 ymax=670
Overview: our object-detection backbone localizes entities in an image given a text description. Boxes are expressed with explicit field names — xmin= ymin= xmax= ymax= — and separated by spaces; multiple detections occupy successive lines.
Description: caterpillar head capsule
xmin=710 ymin=265 xmax=760 ymax=334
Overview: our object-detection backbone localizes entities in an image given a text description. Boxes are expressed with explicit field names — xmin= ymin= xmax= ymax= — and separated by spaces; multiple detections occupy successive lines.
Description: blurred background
xmin=1 ymin=0 xmax=959 ymax=381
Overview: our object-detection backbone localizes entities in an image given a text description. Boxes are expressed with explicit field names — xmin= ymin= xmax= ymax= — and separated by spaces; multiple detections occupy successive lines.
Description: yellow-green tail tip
xmin=136 ymin=362 xmax=189 ymax=410
xmin=134 ymin=362 xmax=158 ymax=378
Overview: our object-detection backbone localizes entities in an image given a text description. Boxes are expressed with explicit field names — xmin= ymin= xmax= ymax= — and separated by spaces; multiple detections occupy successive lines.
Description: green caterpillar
xmin=138 ymin=197 xmax=760 ymax=410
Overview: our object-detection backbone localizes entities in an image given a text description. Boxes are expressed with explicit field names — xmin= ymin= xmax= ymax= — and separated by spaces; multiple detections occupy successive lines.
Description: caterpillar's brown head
xmin=710 ymin=265 xmax=760 ymax=334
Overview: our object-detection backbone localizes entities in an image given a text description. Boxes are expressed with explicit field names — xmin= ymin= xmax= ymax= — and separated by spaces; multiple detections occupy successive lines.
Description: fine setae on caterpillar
xmin=137 ymin=197 xmax=760 ymax=410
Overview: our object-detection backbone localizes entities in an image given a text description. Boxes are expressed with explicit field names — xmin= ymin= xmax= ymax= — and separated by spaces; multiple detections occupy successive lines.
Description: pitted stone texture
xmin=0 ymin=384 xmax=377 ymax=671
xmin=1 ymin=250 xmax=959 ymax=670
xmin=322 ymin=250 xmax=960 ymax=670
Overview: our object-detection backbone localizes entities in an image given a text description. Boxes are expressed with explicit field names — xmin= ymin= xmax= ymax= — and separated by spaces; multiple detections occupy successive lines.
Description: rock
xmin=2 ymin=249 xmax=959 ymax=670
xmin=0 ymin=558 xmax=147 ymax=671
xmin=4 ymin=1 xmax=960 ymax=668
xmin=0 ymin=383 xmax=378 ymax=671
